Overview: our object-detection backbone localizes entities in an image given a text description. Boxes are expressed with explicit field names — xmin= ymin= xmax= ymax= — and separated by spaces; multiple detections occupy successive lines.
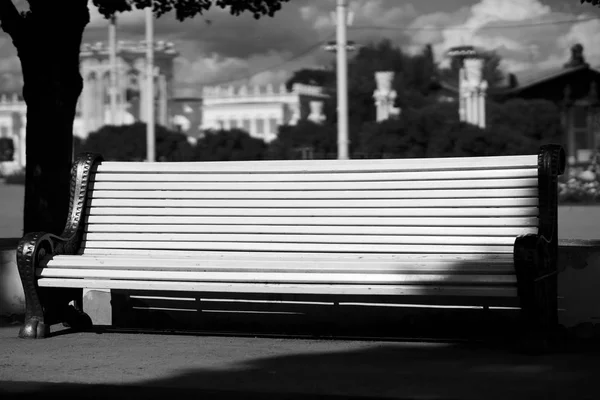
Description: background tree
xmin=285 ymin=40 xmax=443 ymax=131
xmin=0 ymin=137 xmax=14 ymax=162
xmin=0 ymin=0 xmax=288 ymax=235
xmin=267 ymin=121 xmax=339 ymax=159
xmin=193 ymin=129 xmax=267 ymax=161
xmin=81 ymin=123 xmax=194 ymax=161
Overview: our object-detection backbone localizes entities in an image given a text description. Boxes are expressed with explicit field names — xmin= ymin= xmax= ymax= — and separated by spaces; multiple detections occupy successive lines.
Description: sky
xmin=0 ymin=0 xmax=599 ymax=93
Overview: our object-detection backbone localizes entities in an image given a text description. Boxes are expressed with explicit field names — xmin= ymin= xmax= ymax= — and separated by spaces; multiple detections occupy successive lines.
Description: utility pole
xmin=145 ymin=5 xmax=155 ymax=162
xmin=108 ymin=15 xmax=118 ymax=125
xmin=336 ymin=0 xmax=349 ymax=160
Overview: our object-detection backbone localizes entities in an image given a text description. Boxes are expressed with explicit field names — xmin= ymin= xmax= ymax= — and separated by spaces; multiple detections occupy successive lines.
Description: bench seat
xmin=16 ymin=146 xmax=565 ymax=339
xmin=39 ymin=252 xmax=518 ymax=301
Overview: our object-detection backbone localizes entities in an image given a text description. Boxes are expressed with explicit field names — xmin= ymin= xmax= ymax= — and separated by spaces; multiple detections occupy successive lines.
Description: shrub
xmin=0 ymin=137 xmax=14 ymax=162
xmin=4 ymin=168 xmax=25 ymax=185
xmin=558 ymin=152 xmax=600 ymax=204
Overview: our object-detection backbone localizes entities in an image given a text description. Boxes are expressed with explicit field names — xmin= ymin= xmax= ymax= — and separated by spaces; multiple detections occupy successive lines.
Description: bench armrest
xmin=16 ymin=153 xmax=102 ymax=338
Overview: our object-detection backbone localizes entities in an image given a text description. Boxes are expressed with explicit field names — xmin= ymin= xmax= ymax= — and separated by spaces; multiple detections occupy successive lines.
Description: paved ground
xmin=1 ymin=323 xmax=600 ymax=400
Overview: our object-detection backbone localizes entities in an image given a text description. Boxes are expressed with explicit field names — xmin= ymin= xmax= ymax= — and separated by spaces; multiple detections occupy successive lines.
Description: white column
xmin=109 ymin=16 xmax=118 ymax=125
xmin=96 ymin=74 xmax=105 ymax=130
xmin=478 ymin=90 xmax=486 ymax=129
xmin=81 ymin=73 xmax=90 ymax=136
xmin=19 ymin=114 xmax=26 ymax=168
xmin=159 ymin=74 xmax=168 ymax=126
xmin=145 ymin=5 xmax=155 ymax=162
xmin=250 ymin=117 xmax=258 ymax=137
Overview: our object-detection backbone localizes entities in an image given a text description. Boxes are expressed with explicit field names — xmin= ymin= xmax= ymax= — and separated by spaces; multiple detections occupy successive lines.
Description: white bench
xmin=16 ymin=145 xmax=565 ymax=341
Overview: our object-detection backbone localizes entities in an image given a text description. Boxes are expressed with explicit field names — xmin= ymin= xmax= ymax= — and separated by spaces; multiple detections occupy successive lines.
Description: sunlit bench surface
xmin=16 ymin=145 xmax=565 ymax=340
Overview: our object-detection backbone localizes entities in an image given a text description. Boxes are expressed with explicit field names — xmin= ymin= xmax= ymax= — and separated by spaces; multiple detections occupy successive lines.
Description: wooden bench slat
xmin=37 ymin=278 xmax=519 ymax=298
xmin=91 ymin=168 xmax=538 ymax=182
xmin=36 ymin=268 xmax=517 ymax=285
xmin=83 ymin=215 xmax=539 ymax=226
xmin=76 ymin=250 xmax=516 ymax=261
xmin=84 ymin=224 xmax=537 ymax=237
xmin=88 ymin=188 xmax=539 ymax=199
xmin=87 ymin=198 xmax=539 ymax=209
xmin=95 ymin=155 xmax=538 ymax=173
xmin=80 ymin=241 xmax=514 ymax=253
xmin=83 ymin=232 xmax=520 ymax=246
xmin=89 ymin=178 xmax=538 ymax=191
xmin=85 ymin=207 xmax=539 ymax=217
xmin=44 ymin=255 xmax=515 ymax=273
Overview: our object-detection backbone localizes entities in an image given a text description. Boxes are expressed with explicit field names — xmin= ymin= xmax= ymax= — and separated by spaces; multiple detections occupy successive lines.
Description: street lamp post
xmin=336 ymin=0 xmax=349 ymax=160
xmin=324 ymin=0 xmax=356 ymax=160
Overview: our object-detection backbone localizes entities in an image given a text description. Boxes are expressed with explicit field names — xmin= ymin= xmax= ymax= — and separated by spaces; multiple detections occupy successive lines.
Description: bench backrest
xmin=81 ymin=155 xmax=541 ymax=258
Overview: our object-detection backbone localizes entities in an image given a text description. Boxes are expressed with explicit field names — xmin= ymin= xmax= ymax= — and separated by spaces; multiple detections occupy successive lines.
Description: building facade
xmin=201 ymin=83 xmax=328 ymax=142
xmin=78 ymin=40 xmax=178 ymax=138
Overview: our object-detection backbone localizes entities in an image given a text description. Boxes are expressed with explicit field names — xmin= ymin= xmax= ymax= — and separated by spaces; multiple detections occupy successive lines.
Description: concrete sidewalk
xmin=1 ymin=323 xmax=599 ymax=400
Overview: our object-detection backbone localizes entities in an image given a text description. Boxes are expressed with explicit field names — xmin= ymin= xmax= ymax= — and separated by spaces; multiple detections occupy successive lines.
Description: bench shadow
xmin=2 ymin=339 xmax=599 ymax=400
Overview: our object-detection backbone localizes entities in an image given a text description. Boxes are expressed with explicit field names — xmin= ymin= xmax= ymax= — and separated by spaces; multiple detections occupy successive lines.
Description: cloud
xmin=404 ymin=0 xmax=600 ymax=75
xmin=0 ymin=0 xmax=599 ymax=94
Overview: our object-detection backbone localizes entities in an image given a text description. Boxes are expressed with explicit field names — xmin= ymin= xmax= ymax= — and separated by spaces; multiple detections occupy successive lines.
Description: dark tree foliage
xmin=81 ymin=123 xmax=194 ymax=161
xmin=285 ymin=68 xmax=335 ymax=91
xmin=0 ymin=137 xmax=14 ymax=162
xmin=267 ymin=121 xmax=339 ymax=159
xmin=0 ymin=0 xmax=288 ymax=234
xmin=194 ymin=129 xmax=267 ymax=161
xmin=351 ymin=99 xmax=559 ymax=159
xmin=580 ymin=0 xmax=600 ymax=6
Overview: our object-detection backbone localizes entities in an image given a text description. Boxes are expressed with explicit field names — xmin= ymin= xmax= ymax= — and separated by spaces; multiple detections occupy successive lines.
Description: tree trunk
xmin=15 ymin=1 xmax=89 ymax=234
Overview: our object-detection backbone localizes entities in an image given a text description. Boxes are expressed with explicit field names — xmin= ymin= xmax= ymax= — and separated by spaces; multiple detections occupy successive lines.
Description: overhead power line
xmin=200 ymin=16 xmax=598 ymax=88
xmin=202 ymin=33 xmax=335 ymax=88
xmin=350 ymin=16 xmax=600 ymax=32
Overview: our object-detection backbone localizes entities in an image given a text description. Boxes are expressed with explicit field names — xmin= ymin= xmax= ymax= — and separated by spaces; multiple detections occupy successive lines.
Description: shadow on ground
xmin=1 ymin=324 xmax=599 ymax=400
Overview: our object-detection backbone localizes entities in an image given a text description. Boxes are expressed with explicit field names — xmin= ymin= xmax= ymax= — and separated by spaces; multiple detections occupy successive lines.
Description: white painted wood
xmin=37 ymin=278 xmax=519 ymax=298
xmin=87 ymin=198 xmax=539 ymax=208
xmin=41 ymin=155 xmax=542 ymax=303
xmin=85 ymin=207 xmax=539 ymax=217
xmin=80 ymin=241 xmax=514 ymax=253
xmin=88 ymin=188 xmax=539 ymax=199
xmin=84 ymin=224 xmax=537 ymax=237
xmin=83 ymin=215 xmax=539 ymax=227
xmin=90 ymin=178 xmax=538 ymax=191
xmin=76 ymin=250 xmax=516 ymax=261
xmin=83 ymin=232 xmax=519 ymax=246
xmin=91 ymin=168 xmax=538 ymax=182
xmin=95 ymin=155 xmax=538 ymax=173
xmin=44 ymin=256 xmax=515 ymax=273
xmin=36 ymin=268 xmax=517 ymax=285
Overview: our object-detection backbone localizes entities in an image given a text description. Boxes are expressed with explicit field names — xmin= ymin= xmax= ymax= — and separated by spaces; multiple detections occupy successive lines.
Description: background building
xmin=78 ymin=40 xmax=178 ymax=138
xmin=201 ymin=83 xmax=328 ymax=142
